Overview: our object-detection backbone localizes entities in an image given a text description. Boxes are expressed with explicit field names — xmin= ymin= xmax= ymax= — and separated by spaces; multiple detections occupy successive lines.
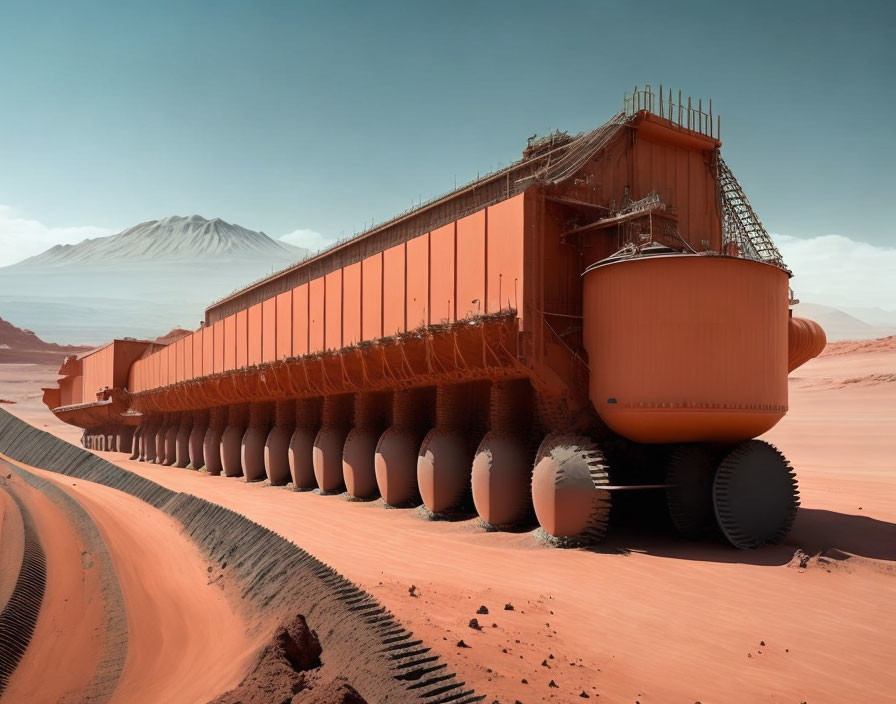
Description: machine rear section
xmin=543 ymin=252 xmax=821 ymax=548
xmin=43 ymin=87 xmax=827 ymax=549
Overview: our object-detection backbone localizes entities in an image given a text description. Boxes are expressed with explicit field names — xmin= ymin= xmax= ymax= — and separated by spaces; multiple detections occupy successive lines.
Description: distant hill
xmin=793 ymin=302 xmax=896 ymax=342
xmin=0 ymin=315 xmax=91 ymax=364
xmin=0 ymin=215 xmax=308 ymax=345
xmin=154 ymin=327 xmax=192 ymax=345
xmin=839 ymin=305 xmax=896 ymax=329
xmin=16 ymin=215 xmax=300 ymax=266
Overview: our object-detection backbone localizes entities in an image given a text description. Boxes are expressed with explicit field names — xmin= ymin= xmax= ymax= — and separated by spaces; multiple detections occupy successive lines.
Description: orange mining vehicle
xmin=44 ymin=87 xmax=826 ymax=548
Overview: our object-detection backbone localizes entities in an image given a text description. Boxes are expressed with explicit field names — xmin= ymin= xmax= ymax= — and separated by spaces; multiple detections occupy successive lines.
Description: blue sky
xmin=0 ymin=0 xmax=894 ymax=302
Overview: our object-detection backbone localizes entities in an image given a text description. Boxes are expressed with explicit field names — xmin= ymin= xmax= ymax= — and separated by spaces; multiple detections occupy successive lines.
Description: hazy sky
xmin=0 ymin=0 xmax=893 ymax=301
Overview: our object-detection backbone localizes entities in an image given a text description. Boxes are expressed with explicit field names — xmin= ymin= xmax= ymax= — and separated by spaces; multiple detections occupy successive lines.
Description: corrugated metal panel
xmin=175 ymin=338 xmax=185 ymax=383
xmin=237 ymin=309 xmax=249 ymax=368
xmin=64 ymin=375 xmax=83 ymax=405
xmin=486 ymin=194 xmax=525 ymax=315
xmin=160 ymin=344 xmax=170 ymax=387
xmin=631 ymin=135 xmax=720 ymax=253
xmin=247 ymin=303 xmax=262 ymax=366
xmin=383 ymin=243 xmax=406 ymax=335
xmin=325 ymin=270 xmax=342 ymax=350
xmin=191 ymin=331 xmax=201 ymax=380
xmin=342 ymin=262 xmax=361 ymax=347
xmin=223 ymin=316 xmax=236 ymax=371
xmin=293 ymin=283 xmax=309 ymax=357
xmin=79 ymin=345 xmax=116 ymax=400
xmin=276 ymin=291 xmax=292 ymax=360
xmin=361 ymin=252 xmax=383 ymax=341
xmin=429 ymin=223 xmax=455 ymax=324
xmin=406 ymin=233 xmax=429 ymax=330
xmin=204 ymin=325 xmax=215 ymax=376
xmin=262 ymin=298 xmax=276 ymax=363
xmin=81 ymin=353 xmax=94 ymax=399
xmin=456 ymin=210 xmax=486 ymax=319
xmin=184 ymin=334 xmax=194 ymax=380
xmin=309 ymin=278 xmax=325 ymax=353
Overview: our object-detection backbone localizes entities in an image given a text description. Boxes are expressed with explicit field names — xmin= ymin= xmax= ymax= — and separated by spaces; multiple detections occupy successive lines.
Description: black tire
xmin=665 ymin=443 xmax=726 ymax=539
xmin=713 ymin=440 xmax=799 ymax=549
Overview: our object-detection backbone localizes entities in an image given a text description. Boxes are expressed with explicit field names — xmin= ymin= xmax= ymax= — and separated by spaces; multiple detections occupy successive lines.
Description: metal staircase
xmin=718 ymin=156 xmax=788 ymax=270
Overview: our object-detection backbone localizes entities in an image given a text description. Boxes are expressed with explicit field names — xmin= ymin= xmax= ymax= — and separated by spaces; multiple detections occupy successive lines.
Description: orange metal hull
xmin=583 ymin=255 xmax=790 ymax=443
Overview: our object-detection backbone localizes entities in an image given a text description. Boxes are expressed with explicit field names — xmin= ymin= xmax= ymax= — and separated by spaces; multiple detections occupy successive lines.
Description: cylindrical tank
xmin=313 ymin=395 xmax=352 ymax=493
xmin=163 ymin=413 xmax=179 ymax=466
xmin=129 ymin=424 xmax=142 ymax=460
xmin=343 ymin=392 xmax=386 ymax=499
xmin=376 ymin=388 xmax=426 ymax=507
xmin=265 ymin=400 xmax=295 ymax=485
xmin=175 ymin=413 xmax=193 ymax=468
xmin=203 ymin=406 xmax=227 ymax=475
xmin=471 ymin=380 xmax=532 ymax=526
xmin=189 ymin=409 xmax=209 ymax=469
xmin=153 ymin=414 xmax=167 ymax=463
xmin=118 ymin=426 xmax=135 ymax=456
xmin=242 ymin=402 xmax=272 ymax=482
xmin=788 ymin=316 xmax=826 ymax=372
xmin=582 ymin=254 xmax=790 ymax=444
xmin=417 ymin=384 xmax=472 ymax=513
xmin=290 ymin=398 xmax=320 ymax=489
xmin=221 ymin=404 xmax=248 ymax=477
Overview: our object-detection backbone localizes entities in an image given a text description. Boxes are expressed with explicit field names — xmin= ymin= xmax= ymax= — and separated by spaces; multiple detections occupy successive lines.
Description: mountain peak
xmin=12 ymin=216 xmax=307 ymax=267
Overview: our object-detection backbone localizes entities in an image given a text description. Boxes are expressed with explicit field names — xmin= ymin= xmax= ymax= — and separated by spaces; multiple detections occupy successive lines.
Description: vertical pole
xmin=659 ymin=84 xmax=663 ymax=118
xmin=687 ymin=97 xmax=692 ymax=130
xmin=678 ymin=90 xmax=682 ymax=126
xmin=709 ymin=99 xmax=713 ymax=138
xmin=698 ymin=98 xmax=703 ymax=133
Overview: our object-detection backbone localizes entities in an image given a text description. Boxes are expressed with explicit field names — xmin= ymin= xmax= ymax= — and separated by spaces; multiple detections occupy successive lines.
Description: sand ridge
xmin=1 ymin=464 xmax=113 ymax=702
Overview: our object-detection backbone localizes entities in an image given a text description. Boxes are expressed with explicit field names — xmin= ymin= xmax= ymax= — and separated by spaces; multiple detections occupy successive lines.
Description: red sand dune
xmin=819 ymin=335 xmax=896 ymax=357
xmin=1 ymin=340 xmax=893 ymax=702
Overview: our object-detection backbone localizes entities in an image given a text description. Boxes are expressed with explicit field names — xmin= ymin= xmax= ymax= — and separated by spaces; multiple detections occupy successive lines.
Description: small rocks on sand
xmin=549 ymin=679 xmax=559 ymax=688
xmin=468 ymin=618 xmax=482 ymax=630
xmin=456 ymin=639 xmax=470 ymax=648
xmin=504 ymin=603 xmax=515 ymax=611
xmin=408 ymin=584 xmax=418 ymax=597
xmin=477 ymin=605 xmax=489 ymax=614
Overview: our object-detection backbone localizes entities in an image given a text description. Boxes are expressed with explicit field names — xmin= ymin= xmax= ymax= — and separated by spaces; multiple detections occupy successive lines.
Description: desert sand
xmin=0 ymin=458 xmax=266 ymax=703
xmin=1 ymin=339 xmax=893 ymax=702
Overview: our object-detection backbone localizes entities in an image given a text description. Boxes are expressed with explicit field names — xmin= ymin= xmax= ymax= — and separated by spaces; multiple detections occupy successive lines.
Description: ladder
xmin=718 ymin=156 xmax=788 ymax=270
